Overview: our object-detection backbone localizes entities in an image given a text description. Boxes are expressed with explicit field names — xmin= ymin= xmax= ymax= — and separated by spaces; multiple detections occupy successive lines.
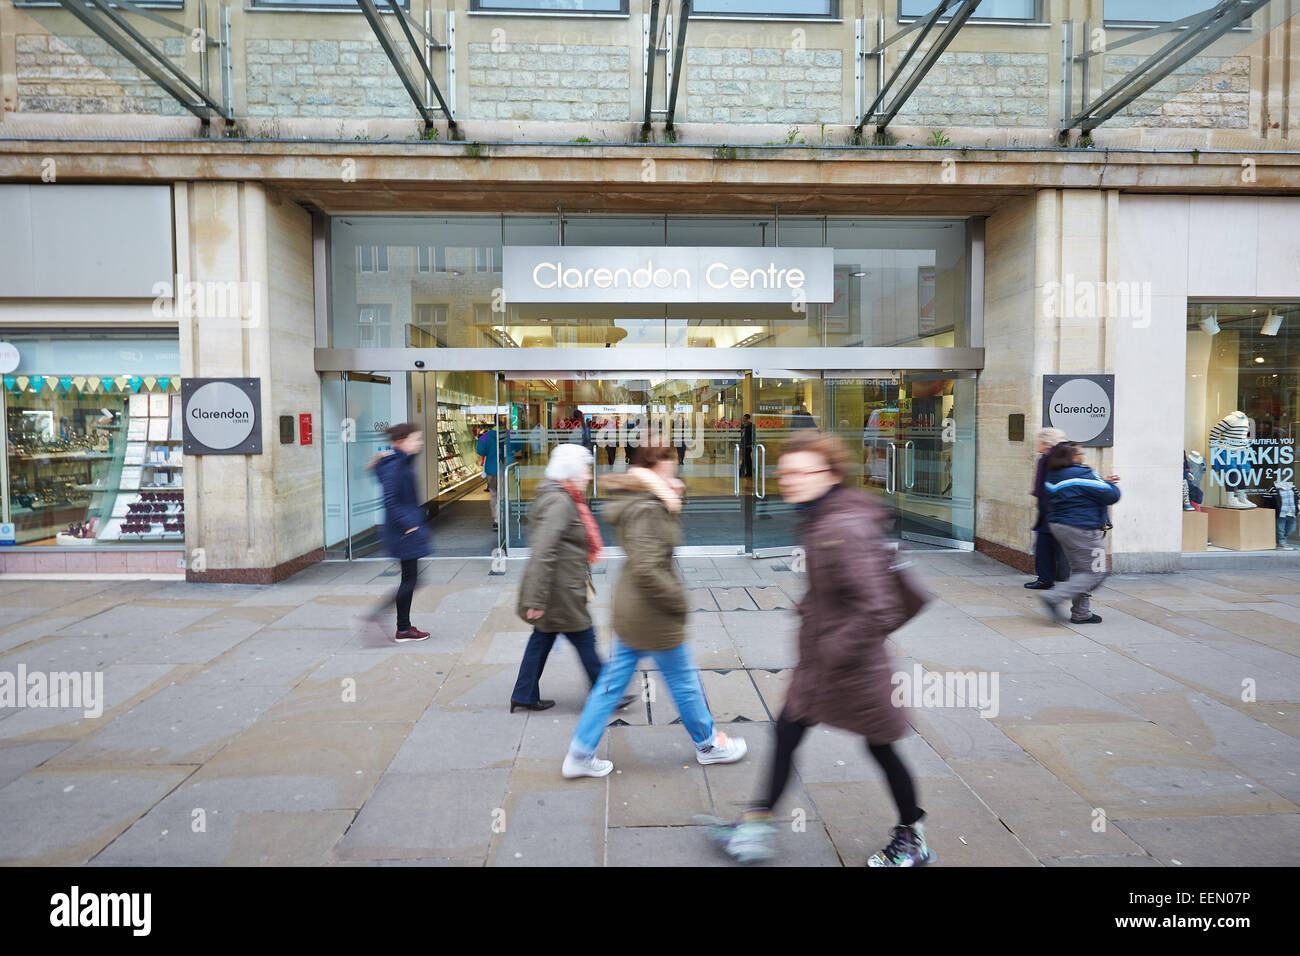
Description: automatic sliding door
xmin=896 ymin=371 xmax=976 ymax=547
xmin=751 ymin=374 xmax=824 ymax=554
xmin=660 ymin=375 xmax=745 ymax=552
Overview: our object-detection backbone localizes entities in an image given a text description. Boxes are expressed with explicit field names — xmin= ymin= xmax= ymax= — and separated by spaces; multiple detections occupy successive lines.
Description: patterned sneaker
xmin=711 ymin=811 xmax=777 ymax=864
xmin=696 ymin=731 xmax=748 ymax=765
xmin=866 ymin=822 xmax=936 ymax=867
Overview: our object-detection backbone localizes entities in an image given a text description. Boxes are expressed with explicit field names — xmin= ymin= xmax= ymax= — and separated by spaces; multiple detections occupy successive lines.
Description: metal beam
xmin=53 ymin=0 xmax=228 ymax=122
xmin=385 ymin=0 xmax=456 ymax=136
xmin=664 ymin=0 xmax=691 ymax=134
xmin=856 ymin=0 xmax=982 ymax=138
xmin=1063 ymin=0 xmax=1269 ymax=136
xmin=641 ymin=0 xmax=662 ymax=133
xmin=356 ymin=0 xmax=456 ymax=134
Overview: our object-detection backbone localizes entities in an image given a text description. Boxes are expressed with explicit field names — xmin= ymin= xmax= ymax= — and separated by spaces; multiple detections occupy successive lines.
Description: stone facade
xmin=683 ymin=47 xmax=843 ymax=125
xmin=1102 ymin=55 xmax=1250 ymax=129
xmin=15 ymin=33 xmax=187 ymax=116
xmin=895 ymin=52 xmax=1050 ymax=128
xmin=244 ymin=39 xmax=411 ymax=120
xmin=465 ymin=43 xmax=630 ymax=122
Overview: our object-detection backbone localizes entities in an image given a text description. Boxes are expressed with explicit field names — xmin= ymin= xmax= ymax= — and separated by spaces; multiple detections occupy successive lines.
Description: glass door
xmin=751 ymin=374 xmax=824 ymax=555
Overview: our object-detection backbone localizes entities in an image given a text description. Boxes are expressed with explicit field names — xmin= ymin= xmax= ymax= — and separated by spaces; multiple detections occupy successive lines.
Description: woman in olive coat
xmin=510 ymin=443 xmax=633 ymax=713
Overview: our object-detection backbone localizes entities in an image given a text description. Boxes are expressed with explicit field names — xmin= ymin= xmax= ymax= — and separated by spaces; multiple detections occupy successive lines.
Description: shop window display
xmin=1185 ymin=304 xmax=1298 ymax=551
xmin=3 ymin=375 xmax=183 ymax=546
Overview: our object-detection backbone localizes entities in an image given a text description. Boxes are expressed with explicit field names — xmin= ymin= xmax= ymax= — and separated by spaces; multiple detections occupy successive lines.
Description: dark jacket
xmin=1031 ymin=452 xmax=1051 ymax=530
xmin=601 ymin=470 xmax=686 ymax=652
xmin=516 ymin=480 xmax=594 ymax=634
xmin=1044 ymin=463 xmax=1120 ymax=529
xmin=373 ymin=448 xmax=431 ymax=561
xmin=783 ymin=486 xmax=910 ymax=744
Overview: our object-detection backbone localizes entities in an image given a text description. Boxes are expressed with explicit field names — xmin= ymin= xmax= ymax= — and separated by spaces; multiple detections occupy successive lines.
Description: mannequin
xmin=1209 ymin=411 xmax=1257 ymax=509
xmin=1264 ymin=478 xmax=1298 ymax=550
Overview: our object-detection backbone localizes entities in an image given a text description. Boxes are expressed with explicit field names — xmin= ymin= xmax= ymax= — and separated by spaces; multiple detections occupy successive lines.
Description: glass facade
xmin=1 ymin=332 xmax=183 ymax=548
xmin=330 ymin=215 xmax=971 ymax=351
xmin=1184 ymin=303 xmax=1299 ymax=552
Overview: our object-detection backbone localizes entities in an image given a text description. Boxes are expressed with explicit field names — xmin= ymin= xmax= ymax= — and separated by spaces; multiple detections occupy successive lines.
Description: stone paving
xmin=1 ymin=552 xmax=1298 ymax=867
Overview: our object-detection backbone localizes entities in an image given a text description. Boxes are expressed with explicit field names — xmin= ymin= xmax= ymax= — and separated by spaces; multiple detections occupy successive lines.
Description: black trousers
xmin=759 ymin=711 xmax=923 ymax=826
xmin=396 ymin=558 xmax=419 ymax=631
xmin=740 ymin=448 xmax=754 ymax=478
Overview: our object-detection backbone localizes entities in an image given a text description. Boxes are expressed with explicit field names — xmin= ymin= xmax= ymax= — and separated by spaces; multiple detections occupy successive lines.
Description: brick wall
xmin=1102 ymin=55 xmax=1249 ymax=129
xmin=465 ymin=43 xmax=631 ymax=122
xmin=896 ymin=52 xmax=1050 ymax=128
xmin=684 ymin=48 xmax=843 ymax=125
xmin=15 ymin=34 xmax=187 ymax=115
xmin=244 ymin=39 xmax=411 ymax=119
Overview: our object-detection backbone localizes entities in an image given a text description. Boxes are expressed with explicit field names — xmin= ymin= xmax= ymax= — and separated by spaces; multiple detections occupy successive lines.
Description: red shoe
xmin=394 ymin=627 xmax=430 ymax=643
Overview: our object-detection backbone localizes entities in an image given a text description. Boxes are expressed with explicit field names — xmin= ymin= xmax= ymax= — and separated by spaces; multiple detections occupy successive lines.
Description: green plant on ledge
xmin=1077 ymin=133 xmax=1094 ymax=149
xmin=465 ymin=142 xmax=485 ymax=158
xmin=713 ymin=145 xmax=738 ymax=160
xmin=571 ymin=135 xmax=592 ymax=144
xmin=417 ymin=126 xmax=440 ymax=142
xmin=871 ymin=129 xmax=897 ymax=147
xmin=929 ymin=129 xmax=952 ymax=147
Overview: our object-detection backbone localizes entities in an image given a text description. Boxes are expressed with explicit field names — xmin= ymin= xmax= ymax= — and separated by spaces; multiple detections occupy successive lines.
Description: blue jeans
xmin=1279 ymin=514 xmax=1297 ymax=547
xmin=569 ymin=639 xmax=715 ymax=759
xmin=511 ymin=626 xmax=602 ymax=705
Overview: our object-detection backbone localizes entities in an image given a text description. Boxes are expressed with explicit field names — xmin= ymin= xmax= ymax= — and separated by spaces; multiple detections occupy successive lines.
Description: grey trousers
xmin=1047 ymin=523 xmax=1109 ymax=621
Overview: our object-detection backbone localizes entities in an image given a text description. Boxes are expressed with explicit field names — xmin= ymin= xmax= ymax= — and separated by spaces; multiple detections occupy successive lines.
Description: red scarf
xmin=563 ymin=480 xmax=603 ymax=564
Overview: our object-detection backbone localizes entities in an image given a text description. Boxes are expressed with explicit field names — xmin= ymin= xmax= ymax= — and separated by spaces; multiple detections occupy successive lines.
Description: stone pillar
xmin=175 ymin=181 xmax=323 ymax=582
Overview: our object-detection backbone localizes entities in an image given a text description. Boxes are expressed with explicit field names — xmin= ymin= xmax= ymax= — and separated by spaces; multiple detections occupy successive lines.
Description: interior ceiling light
xmin=1261 ymin=310 xmax=1283 ymax=336
xmin=1254 ymin=356 xmax=1265 ymax=364
xmin=1199 ymin=312 xmax=1220 ymax=336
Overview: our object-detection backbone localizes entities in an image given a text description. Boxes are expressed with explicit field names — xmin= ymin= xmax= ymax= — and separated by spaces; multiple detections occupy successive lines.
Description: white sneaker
xmin=562 ymin=752 xmax=613 ymax=778
xmin=696 ymin=731 xmax=747 ymax=765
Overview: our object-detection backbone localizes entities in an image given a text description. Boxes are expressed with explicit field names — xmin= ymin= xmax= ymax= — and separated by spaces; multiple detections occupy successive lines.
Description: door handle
xmin=886 ymin=442 xmax=896 ymax=495
xmin=733 ymin=443 xmax=741 ymax=497
xmin=904 ymin=439 xmax=915 ymax=490
xmin=755 ymin=443 xmax=767 ymax=500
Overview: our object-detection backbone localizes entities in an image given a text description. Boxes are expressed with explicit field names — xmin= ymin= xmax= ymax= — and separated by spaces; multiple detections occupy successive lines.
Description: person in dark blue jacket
xmin=372 ymin=423 xmax=432 ymax=642
xmin=1040 ymin=441 xmax=1121 ymax=626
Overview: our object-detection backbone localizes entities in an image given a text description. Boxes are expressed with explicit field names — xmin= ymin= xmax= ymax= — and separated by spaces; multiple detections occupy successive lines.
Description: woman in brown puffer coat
xmin=705 ymin=430 xmax=937 ymax=867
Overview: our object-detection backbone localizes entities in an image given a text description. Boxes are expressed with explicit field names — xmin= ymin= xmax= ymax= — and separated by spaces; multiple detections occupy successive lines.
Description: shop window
xmin=900 ymin=0 xmax=1037 ymax=20
xmin=1184 ymin=304 xmax=1299 ymax=552
xmin=3 ymin=334 xmax=183 ymax=547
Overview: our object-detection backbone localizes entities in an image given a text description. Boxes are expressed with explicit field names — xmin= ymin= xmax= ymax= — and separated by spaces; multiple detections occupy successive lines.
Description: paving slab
xmin=487 ymin=783 xmax=604 ymax=867
xmin=606 ymin=820 xmax=841 ymax=867
xmin=607 ymin=725 xmax=716 ymax=826
xmin=1112 ymin=813 xmax=1300 ymax=866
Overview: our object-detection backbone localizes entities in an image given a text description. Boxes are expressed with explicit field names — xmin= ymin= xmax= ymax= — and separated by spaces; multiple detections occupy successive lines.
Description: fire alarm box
xmin=299 ymin=413 xmax=313 ymax=445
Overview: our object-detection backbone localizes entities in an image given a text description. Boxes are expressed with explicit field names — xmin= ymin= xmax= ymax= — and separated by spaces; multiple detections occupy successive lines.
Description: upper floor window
xmin=358 ymin=246 xmax=389 ymax=274
xmin=417 ymin=246 xmax=447 ymax=274
xmin=900 ymin=0 xmax=1037 ymax=19
xmin=469 ymin=0 xmax=626 ymax=12
xmin=475 ymin=247 xmax=501 ymax=274
xmin=1104 ymin=1 xmax=1220 ymax=22
xmin=251 ymin=0 xmax=408 ymax=6
xmin=693 ymin=0 xmax=837 ymax=16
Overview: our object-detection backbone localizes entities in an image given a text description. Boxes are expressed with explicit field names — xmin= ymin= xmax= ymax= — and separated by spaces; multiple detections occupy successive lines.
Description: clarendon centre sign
xmin=502 ymin=246 xmax=835 ymax=305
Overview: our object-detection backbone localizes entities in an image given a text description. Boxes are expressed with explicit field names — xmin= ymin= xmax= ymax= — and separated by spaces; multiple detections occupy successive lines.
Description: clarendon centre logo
xmin=531 ymin=258 xmax=810 ymax=293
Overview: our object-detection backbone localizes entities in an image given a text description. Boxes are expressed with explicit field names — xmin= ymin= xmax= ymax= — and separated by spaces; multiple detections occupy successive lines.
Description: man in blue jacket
xmin=1041 ymin=441 xmax=1121 ymax=625
xmin=477 ymin=418 xmax=505 ymax=532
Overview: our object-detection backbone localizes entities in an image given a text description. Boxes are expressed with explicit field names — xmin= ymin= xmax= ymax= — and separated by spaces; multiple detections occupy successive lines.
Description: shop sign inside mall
xmin=502 ymin=247 xmax=835 ymax=304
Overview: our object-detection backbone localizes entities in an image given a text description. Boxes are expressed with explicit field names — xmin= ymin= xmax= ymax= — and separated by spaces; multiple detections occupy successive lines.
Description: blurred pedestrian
xmin=1025 ymin=427 xmax=1068 ymax=590
xmin=476 ymin=417 xmax=503 ymax=532
xmin=792 ymin=403 xmax=816 ymax=430
xmin=370 ymin=423 xmax=432 ymax=643
xmin=561 ymin=444 xmax=746 ymax=778
xmin=704 ymin=431 xmax=934 ymax=866
xmin=511 ymin=444 xmax=634 ymax=713
xmin=1040 ymin=442 xmax=1121 ymax=626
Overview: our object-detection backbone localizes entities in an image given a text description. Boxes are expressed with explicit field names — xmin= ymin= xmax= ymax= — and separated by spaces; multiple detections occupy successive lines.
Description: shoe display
xmin=394 ymin=627 xmax=430 ymax=643
xmin=696 ymin=731 xmax=747 ymax=765
xmin=562 ymin=752 xmax=614 ymax=778
xmin=866 ymin=822 xmax=936 ymax=867
xmin=509 ymin=698 xmax=556 ymax=713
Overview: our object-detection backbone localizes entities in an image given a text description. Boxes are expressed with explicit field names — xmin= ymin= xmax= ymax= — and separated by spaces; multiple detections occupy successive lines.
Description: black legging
xmin=760 ymin=712 xmax=923 ymax=826
xmin=396 ymin=558 xmax=419 ymax=631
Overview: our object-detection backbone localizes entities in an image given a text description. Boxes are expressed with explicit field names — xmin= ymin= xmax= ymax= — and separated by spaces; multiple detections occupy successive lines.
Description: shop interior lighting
xmin=1261 ymin=310 xmax=1283 ymax=336
xmin=1254 ymin=356 xmax=1266 ymax=364
xmin=1199 ymin=312 xmax=1220 ymax=335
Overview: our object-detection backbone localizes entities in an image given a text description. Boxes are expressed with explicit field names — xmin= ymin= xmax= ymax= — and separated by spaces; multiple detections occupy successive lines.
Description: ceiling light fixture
xmin=1254 ymin=356 xmax=1265 ymax=364
xmin=1261 ymin=310 xmax=1283 ymax=336
xmin=1199 ymin=312 xmax=1220 ymax=336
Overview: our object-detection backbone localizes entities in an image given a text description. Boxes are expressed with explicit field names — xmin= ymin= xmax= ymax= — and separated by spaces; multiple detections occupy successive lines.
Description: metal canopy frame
xmin=854 ymin=0 xmax=982 ymax=141
xmin=52 ymin=0 xmax=231 ymax=125
xmin=355 ymin=0 xmax=458 ymax=137
xmin=641 ymin=0 xmax=690 ymax=136
xmin=1063 ymin=0 xmax=1268 ymax=140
